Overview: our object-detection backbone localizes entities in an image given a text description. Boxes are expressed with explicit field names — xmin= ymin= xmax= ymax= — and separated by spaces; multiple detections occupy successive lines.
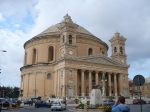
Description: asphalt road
xmin=1 ymin=104 xmax=150 ymax=112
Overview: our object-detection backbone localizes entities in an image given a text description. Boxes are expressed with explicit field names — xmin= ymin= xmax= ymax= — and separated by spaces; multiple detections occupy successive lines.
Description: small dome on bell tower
xmin=109 ymin=32 xmax=127 ymax=64
xmin=63 ymin=14 xmax=73 ymax=23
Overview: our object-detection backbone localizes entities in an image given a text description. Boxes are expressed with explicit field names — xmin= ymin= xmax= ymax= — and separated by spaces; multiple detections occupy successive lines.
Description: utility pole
xmin=0 ymin=50 xmax=6 ymax=112
xmin=2 ymin=90 xmax=5 ymax=98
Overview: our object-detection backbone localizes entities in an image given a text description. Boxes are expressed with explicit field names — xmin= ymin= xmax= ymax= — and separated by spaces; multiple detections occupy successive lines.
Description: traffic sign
xmin=133 ymin=75 xmax=145 ymax=86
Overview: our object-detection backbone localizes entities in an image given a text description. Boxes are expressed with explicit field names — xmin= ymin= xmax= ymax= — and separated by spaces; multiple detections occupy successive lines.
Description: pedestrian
xmin=112 ymin=96 xmax=130 ymax=112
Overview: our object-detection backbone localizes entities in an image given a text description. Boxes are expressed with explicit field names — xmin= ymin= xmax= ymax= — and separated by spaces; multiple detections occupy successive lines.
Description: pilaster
xmin=114 ymin=73 xmax=118 ymax=96
xmin=108 ymin=73 xmax=112 ymax=96
xmin=81 ymin=70 xmax=85 ymax=96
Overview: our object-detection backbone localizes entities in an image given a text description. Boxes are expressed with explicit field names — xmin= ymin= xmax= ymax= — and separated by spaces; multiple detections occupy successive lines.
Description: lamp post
xmin=0 ymin=50 xmax=6 ymax=112
xmin=0 ymin=50 xmax=7 ymax=52
xmin=0 ymin=49 xmax=7 ymax=83
xmin=2 ymin=90 xmax=5 ymax=98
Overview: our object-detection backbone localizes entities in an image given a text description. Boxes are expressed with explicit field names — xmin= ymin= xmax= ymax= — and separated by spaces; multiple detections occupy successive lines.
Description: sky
xmin=0 ymin=0 xmax=150 ymax=87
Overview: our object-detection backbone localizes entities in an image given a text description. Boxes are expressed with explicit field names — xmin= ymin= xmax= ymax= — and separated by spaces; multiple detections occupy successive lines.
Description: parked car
xmin=51 ymin=101 xmax=66 ymax=111
xmin=35 ymin=101 xmax=51 ymax=108
xmin=103 ymin=99 xmax=115 ymax=106
xmin=0 ymin=98 xmax=10 ymax=109
xmin=133 ymin=99 xmax=146 ymax=104
xmin=24 ymin=100 xmax=33 ymax=106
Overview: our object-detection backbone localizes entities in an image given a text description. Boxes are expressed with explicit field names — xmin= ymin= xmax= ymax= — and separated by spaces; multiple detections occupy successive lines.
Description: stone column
xmin=119 ymin=74 xmax=123 ymax=96
xmin=43 ymin=73 xmax=46 ymax=99
xmin=89 ymin=71 xmax=92 ymax=95
xmin=126 ymin=74 xmax=129 ymax=97
xmin=27 ymin=74 xmax=30 ymax=97
xmin=102 ymin=72 xmax=106 ymax=97
xmin=108 ymin=73 xmax=112 ymax=96
xmin=114 ymin=73 xmax=118 ymax=96
xmin=74 ymin=69 xmax=78 ymax=96
xmin=34 ymin=73 xmax=37 ymax=97
xmin=124 ymin=74 xmax=129 ymax=97
xmin=22 ymin=74 xmax=25 ymax=97
xmin=96 ymin=71 xmax=99 ymax=85
xmin=81 ymin=70 xmax=85 ymax=96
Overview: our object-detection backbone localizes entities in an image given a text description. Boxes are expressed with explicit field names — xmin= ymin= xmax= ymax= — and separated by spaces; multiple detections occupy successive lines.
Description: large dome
xmin=24 ymin=14 xmax=108 ymax=49
xmin=37 ymin=14 xmax=94 ymax=36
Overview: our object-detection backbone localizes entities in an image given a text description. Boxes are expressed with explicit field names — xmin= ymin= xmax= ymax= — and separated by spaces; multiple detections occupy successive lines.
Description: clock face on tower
xmin=121 ymin=59 xmax=124 ymax=63
xmin=69 ymin=50 xmax=73 ymax=55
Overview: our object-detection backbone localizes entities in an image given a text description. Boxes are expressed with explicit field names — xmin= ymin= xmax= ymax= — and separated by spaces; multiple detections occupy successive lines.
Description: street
xmin=1 ymin=104 xmax=150 ymax=112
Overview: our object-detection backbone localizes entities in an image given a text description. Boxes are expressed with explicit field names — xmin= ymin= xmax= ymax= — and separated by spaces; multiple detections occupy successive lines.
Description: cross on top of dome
xmin=63 ymin=14 xmax=73 ymax=23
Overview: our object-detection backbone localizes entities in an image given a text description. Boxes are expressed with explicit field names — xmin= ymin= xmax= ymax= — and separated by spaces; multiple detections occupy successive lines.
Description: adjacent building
xmin=20 ymin=14 xmax=129 ymax=99
xmin=129 ymin=77 xmax=150 ymax=98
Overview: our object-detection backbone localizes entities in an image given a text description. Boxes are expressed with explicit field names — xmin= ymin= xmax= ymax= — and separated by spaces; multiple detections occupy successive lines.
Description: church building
xmin=20 ymin=14 xmax=129 ymax=99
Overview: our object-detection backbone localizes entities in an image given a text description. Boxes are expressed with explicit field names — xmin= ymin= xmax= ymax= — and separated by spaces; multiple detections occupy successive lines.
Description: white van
xmin=51 ymin=101 xmax=66 ymax=111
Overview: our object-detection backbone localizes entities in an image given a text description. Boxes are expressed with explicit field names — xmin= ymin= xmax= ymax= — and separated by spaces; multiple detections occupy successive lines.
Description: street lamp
xmin=0 ymin=50 xmax=6 ymax=111
xmin=0 ymin=49 xmax=7 ymax=76
xmin=0 ymin=50 xmax=7 ymax=52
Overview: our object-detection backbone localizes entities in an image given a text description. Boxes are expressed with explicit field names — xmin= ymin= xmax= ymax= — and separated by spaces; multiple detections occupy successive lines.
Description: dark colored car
xmin=0 ymin=98 xmax=10 ymax=109
xmin=35 ymin=101 xmax=51 ymax=108
xmin=0 ymin=101 xmax=10 ymax=109
xmin=24 ymin=100 xmax=33 ymax=106
xmin=133 ymin=99 xmax=146 ymax=104
xmin=103 ymin=100 xmax=115 ymax=105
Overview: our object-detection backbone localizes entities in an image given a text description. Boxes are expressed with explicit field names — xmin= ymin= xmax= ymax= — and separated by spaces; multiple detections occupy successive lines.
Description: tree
xmin=0 ymin=86 xmax=20 ymax=98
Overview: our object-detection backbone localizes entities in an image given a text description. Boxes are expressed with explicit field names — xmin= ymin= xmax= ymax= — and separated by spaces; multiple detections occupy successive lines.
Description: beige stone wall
xmin=24 ymin=36 xmax=60 ymax=65
xmin=76 ymin=36 xmax=108 ymax=56
xmin=21 ymin=65 xmax=56 ymax=99
xmin=24 ymin=34 xmax=108 ymax=66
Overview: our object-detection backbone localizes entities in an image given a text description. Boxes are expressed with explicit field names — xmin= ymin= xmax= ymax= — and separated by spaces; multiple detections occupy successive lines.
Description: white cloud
xmin=0 ymin=0 xmax=150 ymax=86
xmin=14 ymin=24 xmax=21 ymax=28
xmin=0 ymin=28 xmax=27 ymax=87
xmin=0 ymin=0 xmax=36 ymax=18
xmin=31 ymin=0 xmax=150 ymax=75
xmin=0 ymin=13 xmax=4 ymax=21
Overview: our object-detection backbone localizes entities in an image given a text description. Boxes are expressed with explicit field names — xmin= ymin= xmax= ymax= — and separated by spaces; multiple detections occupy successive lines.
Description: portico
xmin=75 ymin=69 xmax=127 ymax=97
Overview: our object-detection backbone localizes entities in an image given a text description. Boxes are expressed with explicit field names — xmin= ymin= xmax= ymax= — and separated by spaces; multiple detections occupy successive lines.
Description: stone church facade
xmin=20 ymin=14 xmax=129 ymax=99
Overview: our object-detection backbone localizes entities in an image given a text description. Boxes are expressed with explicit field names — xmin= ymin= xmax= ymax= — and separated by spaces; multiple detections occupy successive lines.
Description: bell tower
xmin=109 ymin=32 xmax=127 ymax=64
xmin=58 ymin=14 xmax=78 ymax=58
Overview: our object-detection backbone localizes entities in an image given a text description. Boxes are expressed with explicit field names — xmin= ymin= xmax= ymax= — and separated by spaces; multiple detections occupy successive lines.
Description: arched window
xmin=114 ymin=47 xmax=117 ymax=53
xmin=88 ymin=48 xmax=93 ymax=55
xmin=47 ymin=73 xmax=52 ymax=79
xmin=120 ymin=47 xmax=123 ymax=54
xmin=24 ymin=52 xmax=27 ymax=65
xmin=68 ymin=35 xmax=72 ymax=44
xmin=48 ymin=46 xmax=54 ymax=62
xmin=32 ymin=49 xmax=36 ymax=64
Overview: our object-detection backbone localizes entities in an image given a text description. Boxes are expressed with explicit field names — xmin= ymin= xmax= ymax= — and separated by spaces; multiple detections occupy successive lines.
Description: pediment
xmin=79 ymin=55 xmax=127 ymax=67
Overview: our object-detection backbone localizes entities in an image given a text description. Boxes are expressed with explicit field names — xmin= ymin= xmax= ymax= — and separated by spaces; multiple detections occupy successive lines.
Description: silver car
xmin=51 ymin=101 xmax=66 ymax=111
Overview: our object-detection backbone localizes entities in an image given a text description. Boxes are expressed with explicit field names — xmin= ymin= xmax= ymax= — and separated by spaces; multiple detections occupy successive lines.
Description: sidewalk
xmin=75 ymin=109 xmax=103 ymax=112
xmin=67 ymin=104 xmax=104 ymax=112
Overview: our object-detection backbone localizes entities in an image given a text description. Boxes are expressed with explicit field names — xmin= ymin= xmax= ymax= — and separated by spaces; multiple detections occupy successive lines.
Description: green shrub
xmin=76 ymin=103 xmax=84 ymax=109
xmin=108 ymin=96 xmax=115 ymax=100
xmin=98 ymin=105 xmax=112 ymax=112
xmin=74 ymin=99 xmax=79 ymax=104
